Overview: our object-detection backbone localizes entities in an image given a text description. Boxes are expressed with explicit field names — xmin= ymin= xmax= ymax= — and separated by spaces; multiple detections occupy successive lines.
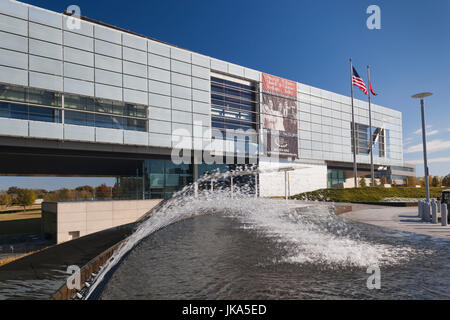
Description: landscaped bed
xmin=291 ymin=187 xmax=445 ymax=203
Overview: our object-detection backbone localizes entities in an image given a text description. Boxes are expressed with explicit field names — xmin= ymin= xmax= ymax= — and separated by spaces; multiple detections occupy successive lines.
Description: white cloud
xmin=405 ymin=139 xmax=450 ymax=153
xmin=413 ymin=125 xmax=432 ymax=135
xmin=407 ymin=157 xmax=450 ymax=165
xmin=427 ymin=130 xmax=439 ymax=136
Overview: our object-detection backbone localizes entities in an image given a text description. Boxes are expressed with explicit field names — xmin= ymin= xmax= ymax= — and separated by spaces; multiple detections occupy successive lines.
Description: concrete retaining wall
xmin=42 ymin=199 xmax=162 ymax=244
xmin=259 ymin=158 xmax=327 ymax=197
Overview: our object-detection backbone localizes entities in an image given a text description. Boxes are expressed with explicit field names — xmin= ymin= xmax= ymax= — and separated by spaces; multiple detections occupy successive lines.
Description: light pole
xmin=411 ymin=92 xmax=432 ymax=202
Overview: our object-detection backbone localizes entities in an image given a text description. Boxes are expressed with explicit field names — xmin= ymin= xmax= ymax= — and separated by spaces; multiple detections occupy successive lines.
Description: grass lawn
xmin=0 ymin=210 xmax=42 ymax=236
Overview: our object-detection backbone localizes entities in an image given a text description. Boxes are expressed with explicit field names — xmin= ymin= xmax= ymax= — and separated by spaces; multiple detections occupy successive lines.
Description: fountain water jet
xmin=84 ymin=169 xmax=418 ymax=299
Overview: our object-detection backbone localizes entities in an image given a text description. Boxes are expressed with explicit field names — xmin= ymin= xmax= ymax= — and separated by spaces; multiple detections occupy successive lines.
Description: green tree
xmin=431 ymin=176 xmax=441 ymax=187
xmin=16 ymin=189 xmax=36 ymax=212
xmin=442 ymin=174 xmax=450 ymax=187
xmin=359 ymin=176 xmax=367 ymax=188
xmin=7 ymin=186 xmax=20 ymax=195
xmin=0 ymin=191 xmax=12 ymax=209
xmin=75 ymin=185 xmax=95 ymax=194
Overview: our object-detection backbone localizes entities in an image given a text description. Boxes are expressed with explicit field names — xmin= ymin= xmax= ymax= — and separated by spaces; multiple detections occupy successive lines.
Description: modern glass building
xmin=0 ymin=1 xmax=406 ymax=199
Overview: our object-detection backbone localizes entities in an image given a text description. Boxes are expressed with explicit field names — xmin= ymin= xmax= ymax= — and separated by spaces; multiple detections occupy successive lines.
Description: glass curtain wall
xmin=210 ymin=74 xmax=258 ymax=155
xmin=327 ymin=169 xmax=346 ymax=188
xmin=116 ymin=160 xmax=194 ymax=200
xmin=116 ymin=161 xmax=258 ymax=200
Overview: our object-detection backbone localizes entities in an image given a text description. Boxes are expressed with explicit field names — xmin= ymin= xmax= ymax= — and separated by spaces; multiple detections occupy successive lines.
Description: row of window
xmin=0 ymin=83 xmax=148 ymax=131
xmin=0 ymin=84 xmax=62 ymax=107
xmin=64 ymin=94 xmax=147 ymax=118
xmin=0 ymin=101 xmax=147 ymax=131
xmin=65 ymin=110 xmax=146 ymax=131
xmin=0 ymin=101 xmax=61 ymax=123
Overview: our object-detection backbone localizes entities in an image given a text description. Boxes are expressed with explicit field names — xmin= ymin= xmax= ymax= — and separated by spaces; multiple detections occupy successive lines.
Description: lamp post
xmin=411 ymin=92 xmax=432 ymax=202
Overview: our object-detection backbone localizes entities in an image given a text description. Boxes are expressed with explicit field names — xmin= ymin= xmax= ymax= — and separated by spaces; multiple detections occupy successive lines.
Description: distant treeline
xmin=0 ymin=184 xmax=115 ymax=209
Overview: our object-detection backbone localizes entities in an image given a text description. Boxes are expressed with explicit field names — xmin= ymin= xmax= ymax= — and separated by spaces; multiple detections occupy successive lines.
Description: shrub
xmin=359 ymin=177 xmax=367 ymax=187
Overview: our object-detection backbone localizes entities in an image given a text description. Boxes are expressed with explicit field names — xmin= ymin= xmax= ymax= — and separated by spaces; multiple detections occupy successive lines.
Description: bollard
xmin=442 ymin=203 xmax=448 ymax=226
xmin=421 ymin=200 xmax=426 ymax=221
xmin=448 ymin=203 xmax=450 ymax=224
xmin=418 ymin=200 xmax=422 ymax=218
xmin=423 ymin=201 xmax=431 ymax=222
xmin=431 ymin=199 xmax=438 ymax=224
xmin=437 ymin=201 xmax=441 ymax=213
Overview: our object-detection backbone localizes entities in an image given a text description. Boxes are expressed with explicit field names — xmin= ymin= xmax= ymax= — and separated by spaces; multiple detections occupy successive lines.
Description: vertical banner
xmin=261 ymin=73 xmax=298 ymax=157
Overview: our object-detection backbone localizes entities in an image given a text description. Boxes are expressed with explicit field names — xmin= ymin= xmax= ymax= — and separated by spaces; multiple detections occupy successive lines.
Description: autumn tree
xmin=0 ymin=191 xmax=12 ymax=209
xmin=95 ymin=184 xmax=112 ymax=200
xmin=16 ymin=189 xmax=36 ymax=212
xmin=406 ymin=176 xmax=417 ymax=187
xmin=380 ymin=176 xmax=388 ymax=185
xmin=58 ymin=188 xmax=73 ymax=201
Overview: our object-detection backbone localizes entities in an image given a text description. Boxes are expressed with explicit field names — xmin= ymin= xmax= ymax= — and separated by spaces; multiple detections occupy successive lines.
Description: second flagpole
xmin=367 ymin=65 xmax=375 ymax=187
xmin=350 ymin=58 xmax=358 ymax=188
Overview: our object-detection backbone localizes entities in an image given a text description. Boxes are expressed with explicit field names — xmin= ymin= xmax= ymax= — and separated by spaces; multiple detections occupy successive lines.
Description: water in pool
xmin=90 ymin=184 xmax=450 ymax=300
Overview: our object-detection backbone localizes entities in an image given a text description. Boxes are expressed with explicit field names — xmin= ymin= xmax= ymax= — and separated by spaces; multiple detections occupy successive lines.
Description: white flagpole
xmin=350 ymin=58 xmax=358 ymax=188
xmin=367 ymin=65 xmax=375 ymax=187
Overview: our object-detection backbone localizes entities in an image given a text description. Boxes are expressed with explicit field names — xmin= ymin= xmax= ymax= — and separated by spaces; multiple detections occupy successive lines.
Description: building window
xmin=0 ymin=101 xmax=62 ymax=123
xmin=117 ymin=160 xmax=194 ymax=200
xmin=0 ymin=83 xmax=148 ymax=132
xmin=327 ymin=169 xmax=346 ymax=188
xmin=0 ymin=84 xmax=62 ymax=123
xmin=64 ymin=93 xmax=147 ymax=132
xmin=210 ymin=74 xmax=258 ymax=155
xmin=210 ymin=74 xmax=258 ymax=133
xmin=351 ymin=123 xmax=390 ymax=158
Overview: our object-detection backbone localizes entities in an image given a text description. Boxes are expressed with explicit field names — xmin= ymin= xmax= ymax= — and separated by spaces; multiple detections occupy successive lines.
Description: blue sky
xmin=1 ymin=0 xmax=449 ymax=190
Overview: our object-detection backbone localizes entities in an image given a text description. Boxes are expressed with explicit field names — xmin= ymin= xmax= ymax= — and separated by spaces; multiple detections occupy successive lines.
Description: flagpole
xmin=367 ymin=65 xmax=375 ymax=187
xmin=350 ymin=58 xmax=358 ymax=188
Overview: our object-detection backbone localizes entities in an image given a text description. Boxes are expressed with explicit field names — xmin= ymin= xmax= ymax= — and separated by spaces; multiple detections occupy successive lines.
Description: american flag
xmin=352 ymin=67 xmax=367 ymax=95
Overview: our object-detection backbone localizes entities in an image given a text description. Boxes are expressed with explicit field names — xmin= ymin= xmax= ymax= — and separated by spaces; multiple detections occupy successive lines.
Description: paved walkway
xmin=342 ymin=205 xmax=450 ymax=239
